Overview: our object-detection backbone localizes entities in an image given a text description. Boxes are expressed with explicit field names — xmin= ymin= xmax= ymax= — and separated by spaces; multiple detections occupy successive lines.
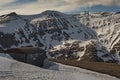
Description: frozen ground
xmin=0 ymin=54 xmax=119 ymax=80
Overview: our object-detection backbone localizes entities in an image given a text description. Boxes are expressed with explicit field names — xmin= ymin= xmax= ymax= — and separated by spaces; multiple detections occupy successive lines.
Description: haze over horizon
xmin=0 ymin=0 xmax=120 ymax=15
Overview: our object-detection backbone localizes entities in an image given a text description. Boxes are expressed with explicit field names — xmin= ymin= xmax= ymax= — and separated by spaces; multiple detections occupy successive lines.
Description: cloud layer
xmin=64 ymin=0 xmax=120 ymax=6
xmin=0 ymin=0 xmax=120 ymax=15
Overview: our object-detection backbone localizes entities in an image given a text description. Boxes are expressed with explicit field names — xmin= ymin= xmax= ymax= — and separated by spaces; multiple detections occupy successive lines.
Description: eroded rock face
xmin=50 ymin=40 xmax=119 ymax=63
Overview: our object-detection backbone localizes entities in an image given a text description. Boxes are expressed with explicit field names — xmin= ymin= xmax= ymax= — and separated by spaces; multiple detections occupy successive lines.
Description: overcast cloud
xmin=0 ymin=0 xmax=120 ymax=15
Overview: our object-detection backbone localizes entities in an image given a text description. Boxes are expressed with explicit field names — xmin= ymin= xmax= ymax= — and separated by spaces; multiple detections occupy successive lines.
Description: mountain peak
xmin=7 ymin=12 xmax=17 ymax=16
xmin=42 ymin=10 xmax=62 ymax=14
xmin=0 ymin=12 xmax=19 ymax=24
xmin=41 ymin=10 xmax=67 ymax=18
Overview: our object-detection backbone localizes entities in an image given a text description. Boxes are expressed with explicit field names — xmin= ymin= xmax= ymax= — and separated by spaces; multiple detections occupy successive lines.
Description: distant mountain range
xmin=0 ymin=10 xmax=120 ymax=63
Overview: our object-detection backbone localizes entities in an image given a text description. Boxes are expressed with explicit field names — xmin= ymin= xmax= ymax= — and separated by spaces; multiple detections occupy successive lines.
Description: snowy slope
xmin=0 ymin=56 xmax=119 ymax=80
xmin=0 ymin=53 xmax=12 ymax=59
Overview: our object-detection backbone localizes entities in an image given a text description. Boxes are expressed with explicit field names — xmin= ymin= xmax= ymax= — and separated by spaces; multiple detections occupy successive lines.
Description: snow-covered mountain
xmin=73 ymin=12 xmax=120 ymax=63
xmin=0 ymin=11 xmax=96 ymax=49
xmin=0 ymin=11 xmax=120 ymax=63
xmin=75 ymin=12 xmax=120 ymax=54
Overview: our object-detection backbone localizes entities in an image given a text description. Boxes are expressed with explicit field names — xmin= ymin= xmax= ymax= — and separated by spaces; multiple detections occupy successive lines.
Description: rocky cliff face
xmin=0 ymin=11 xmax=120 ymax=63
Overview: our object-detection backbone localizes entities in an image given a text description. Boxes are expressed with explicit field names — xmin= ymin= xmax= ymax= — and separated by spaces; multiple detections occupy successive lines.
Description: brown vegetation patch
xmin=50 ymin=59 xmax=120 ymax=79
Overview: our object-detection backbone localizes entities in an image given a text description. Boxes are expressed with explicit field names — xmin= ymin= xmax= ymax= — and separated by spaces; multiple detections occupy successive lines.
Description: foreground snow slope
xmin=0 ymin=56 xmax=119 ymax=80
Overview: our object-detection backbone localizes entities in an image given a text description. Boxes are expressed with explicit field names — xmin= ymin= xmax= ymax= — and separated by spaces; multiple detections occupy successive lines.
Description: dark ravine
xmin=4 ymin=47 xmax=47 ymax=67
